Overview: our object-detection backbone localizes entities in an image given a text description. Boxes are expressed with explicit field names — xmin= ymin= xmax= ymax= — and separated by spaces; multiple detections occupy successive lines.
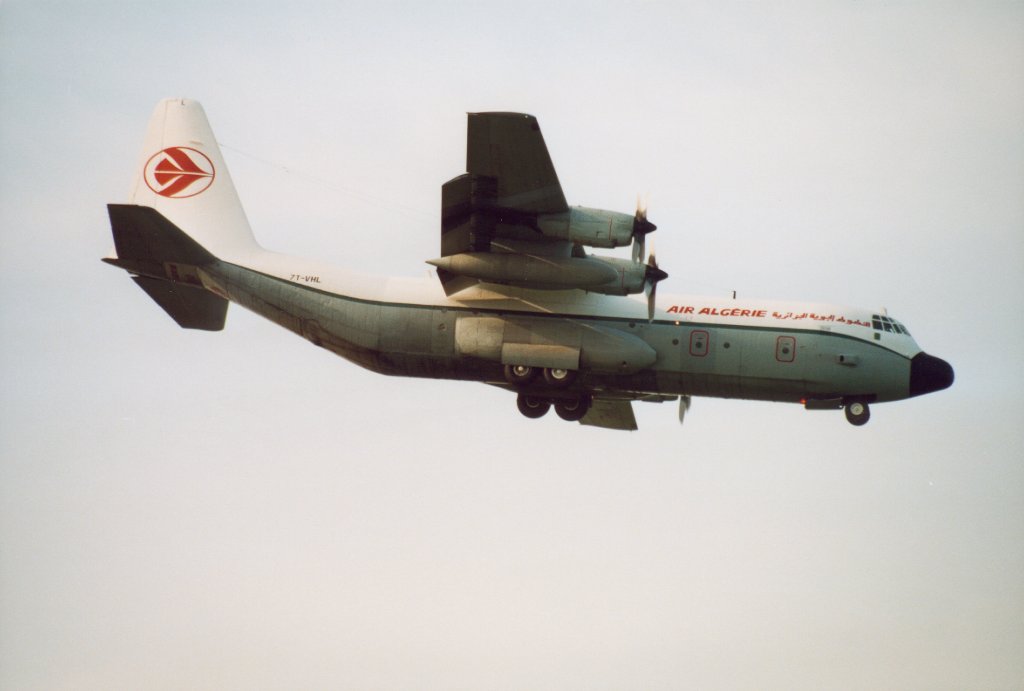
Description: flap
xmin=579 ymin=399 xmax=638 ymax=431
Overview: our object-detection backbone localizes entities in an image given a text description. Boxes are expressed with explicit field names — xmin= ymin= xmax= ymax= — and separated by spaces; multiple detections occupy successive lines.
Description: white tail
xmin=128 ymin=99 xmax=258 ymax=261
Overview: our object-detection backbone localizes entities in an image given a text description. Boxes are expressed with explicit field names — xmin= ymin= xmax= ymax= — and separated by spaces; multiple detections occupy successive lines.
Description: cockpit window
xmin=872 ymin=314 xmax=911 ymax=337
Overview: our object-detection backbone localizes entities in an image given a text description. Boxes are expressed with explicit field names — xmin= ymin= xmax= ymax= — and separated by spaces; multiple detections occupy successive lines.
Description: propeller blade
xmin=678 ymin=395 xmax=692 ymax=424
xmin=632 ymin=195 xmax=657 ymax=242
xmin=632 ymin=234 xmax=645 ymax=264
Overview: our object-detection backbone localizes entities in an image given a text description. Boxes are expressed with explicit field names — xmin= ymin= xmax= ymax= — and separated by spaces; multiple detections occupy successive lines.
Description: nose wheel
xmin=844 ymin=401 xmax=870 ymax=426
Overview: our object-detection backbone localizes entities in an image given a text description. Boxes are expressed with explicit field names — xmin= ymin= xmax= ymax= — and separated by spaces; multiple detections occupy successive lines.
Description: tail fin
xmin=126 ymin=98 xmax=258 ymax=261
xmin=105 ymin=99 xmax=253 ymax=330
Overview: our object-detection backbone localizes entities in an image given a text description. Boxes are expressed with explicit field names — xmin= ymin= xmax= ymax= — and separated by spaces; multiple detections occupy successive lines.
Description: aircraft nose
xmin=909 ymin=352 xmax=954 ymax=397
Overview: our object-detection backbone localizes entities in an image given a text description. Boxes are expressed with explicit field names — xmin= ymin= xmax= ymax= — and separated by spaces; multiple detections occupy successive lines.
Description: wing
xmin=434 ymin=113 xmax=651 ymax=297
xmin=441 ymin=112 xmax=569 ymax=262
xmin=467 ymin=112 xmax=568 ymax=214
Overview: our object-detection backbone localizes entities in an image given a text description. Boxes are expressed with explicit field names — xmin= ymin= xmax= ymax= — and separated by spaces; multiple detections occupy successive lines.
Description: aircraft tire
xmin=844 ymin=401 xmax=870 ymax=426
xmin=543 ymin=367 xmax=577 ymax=388
xmin=554 ymin=396 xmax=591 ymax=422
xmin=517 ymin=394 xmax=551 ymax=419
xmin=504 ymin=364 xmax=538 ymax=387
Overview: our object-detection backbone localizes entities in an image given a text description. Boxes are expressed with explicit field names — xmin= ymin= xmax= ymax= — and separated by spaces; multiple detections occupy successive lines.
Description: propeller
xmin=631 ymin=194 xmax=657 ymax=263
xmin=643 ymin=250 xmax=668 ymax=321
xmin=627 ymin=195 xmax=666 ymax=320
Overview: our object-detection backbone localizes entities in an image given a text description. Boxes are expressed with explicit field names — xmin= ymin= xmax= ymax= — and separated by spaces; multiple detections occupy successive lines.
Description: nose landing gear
xmin=844 ymin=400 xmax=870 ymax=426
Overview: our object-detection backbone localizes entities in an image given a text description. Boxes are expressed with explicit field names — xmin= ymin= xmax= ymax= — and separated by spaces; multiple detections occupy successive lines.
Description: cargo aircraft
xmin=104 ymin=99 xmax=953 ymax=430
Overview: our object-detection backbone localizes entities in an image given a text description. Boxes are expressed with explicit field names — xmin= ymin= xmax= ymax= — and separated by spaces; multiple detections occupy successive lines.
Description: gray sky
xmin=1 ymin=2 xmax=1022 ymax=689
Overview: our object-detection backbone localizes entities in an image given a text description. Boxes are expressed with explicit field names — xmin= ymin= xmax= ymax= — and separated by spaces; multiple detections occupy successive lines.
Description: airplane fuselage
xmin=201 ymin=253 xmax=932 ymax=409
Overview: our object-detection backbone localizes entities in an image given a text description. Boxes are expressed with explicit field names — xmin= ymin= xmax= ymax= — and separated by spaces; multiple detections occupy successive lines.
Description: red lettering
xmin=667 ymin=305 xmax=679 ymax=314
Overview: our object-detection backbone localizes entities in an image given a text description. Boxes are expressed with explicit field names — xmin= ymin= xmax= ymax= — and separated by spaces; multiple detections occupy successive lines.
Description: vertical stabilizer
xmin=128 ymin=99 xmax=258 ymax=261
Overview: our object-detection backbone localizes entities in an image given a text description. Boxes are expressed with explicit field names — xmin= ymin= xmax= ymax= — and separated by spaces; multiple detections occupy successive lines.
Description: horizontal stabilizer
xmin=579 ymin=399 xmax=638 ymax=431
xmin=104 ymin=204 xmax=228 ymax=330
xmin=131 ymin=276 xmax=227 ymax=330
xmin=106 ymin=204 xmax=217 ymax=278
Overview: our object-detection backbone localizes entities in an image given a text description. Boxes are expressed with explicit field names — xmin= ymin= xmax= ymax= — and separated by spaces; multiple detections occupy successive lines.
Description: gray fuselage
xmin=212 ymin=261 xmax=915 ymax=406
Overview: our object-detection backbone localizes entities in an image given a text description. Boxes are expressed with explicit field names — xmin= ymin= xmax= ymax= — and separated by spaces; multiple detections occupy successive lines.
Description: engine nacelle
xmin=583 ymin=256 xmax=647 ymax=296
xmin=536 ymin=207 xmax=635 ymax=248
xmin=427 ymin=252 xmax=619 ymax=290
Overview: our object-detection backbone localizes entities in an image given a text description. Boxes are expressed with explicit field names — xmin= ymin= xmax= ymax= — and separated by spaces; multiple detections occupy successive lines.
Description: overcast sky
xmin=1 ymin=2 xmax=1022 ymax=689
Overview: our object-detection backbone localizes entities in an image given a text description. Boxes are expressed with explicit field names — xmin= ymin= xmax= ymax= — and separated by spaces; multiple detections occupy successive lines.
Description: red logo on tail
xmin=144 ymin=147 xmax=215 ymax=198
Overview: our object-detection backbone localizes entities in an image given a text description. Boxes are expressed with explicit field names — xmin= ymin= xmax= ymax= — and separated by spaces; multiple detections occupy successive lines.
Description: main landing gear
xmin=516 ymin=393 xmax=592 ymax=422
xmin=504 ymin=364 xmax=577 ymax=388
xmin=504 ymin=364 xmax=537 ymax=386
xmin=844 ymin=400 xmax=871 ymax=426
xmin=507 ymin=363 xmax=589 ymax=423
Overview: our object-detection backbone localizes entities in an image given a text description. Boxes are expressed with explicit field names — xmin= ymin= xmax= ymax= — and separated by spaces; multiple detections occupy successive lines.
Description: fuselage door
xmin=776 ymin=335 xmax=796 ymax=363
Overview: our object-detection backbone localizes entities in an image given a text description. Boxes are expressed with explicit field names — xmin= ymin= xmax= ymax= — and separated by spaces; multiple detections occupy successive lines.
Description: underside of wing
xmin=440 ymin=113 xmax=569 ymax=262
xmin=467 ymin=112 xmax=568 ymax=214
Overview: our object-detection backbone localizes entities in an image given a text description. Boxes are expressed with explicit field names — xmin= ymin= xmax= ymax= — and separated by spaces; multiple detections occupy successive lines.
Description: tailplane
xmin=103 ymin=204 xmax=227 ymax=330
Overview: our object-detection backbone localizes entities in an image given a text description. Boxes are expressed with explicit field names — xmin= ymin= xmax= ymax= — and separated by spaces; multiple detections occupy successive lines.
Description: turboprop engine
xmin=441 ymin=174 xmax=658 ymax=252
xmin=426 ymin=252 xmax=620 ymax=290
xmin=535 ymin=206 xmax=636 ymax=248
xmin=437 ymin=165 xmax=667 ymax=317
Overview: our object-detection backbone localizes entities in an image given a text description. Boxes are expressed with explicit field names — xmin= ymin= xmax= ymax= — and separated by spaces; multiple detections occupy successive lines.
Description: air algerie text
xmin=666 ymin=305 xmax=872 ymax=327
xmin=667 ymin=306 xmax=768 ymax=318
